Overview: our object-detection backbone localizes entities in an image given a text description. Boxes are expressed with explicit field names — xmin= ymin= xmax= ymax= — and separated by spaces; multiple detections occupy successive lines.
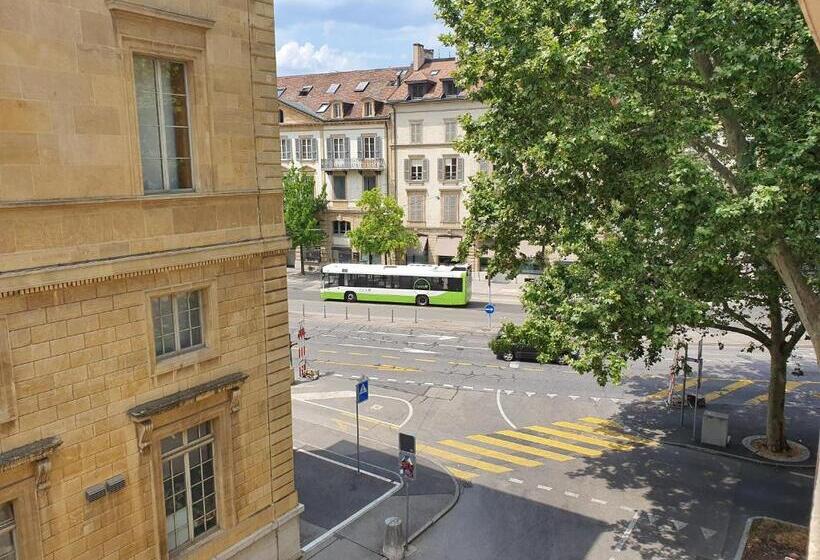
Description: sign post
xmin=486 ymin=278 xmax=494 ymax=329
xmin=399 ymin=433 xmax=416 ymax=548
xmin=691 ymin=337 xmax=704 ymax=440
xmin=355 ymin=378 xmax=369 ymax=474
xmin=679 ymin=344 xmax=688 ymax=427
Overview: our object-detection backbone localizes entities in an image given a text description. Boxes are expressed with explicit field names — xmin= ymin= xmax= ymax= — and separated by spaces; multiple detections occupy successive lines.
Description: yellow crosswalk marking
xmin=418 ymin=444 xmax=512 ymax=473
xmin=526 ymin=426 xmax=633 ymax=451
xmin=445 ymin=466 xmax=479 ymax=481
xmin=745 ymin=381 xmax=804 ymax=405
xmin=319 ymin=350 xmax=337 ymax=354
xmin=561 ymin=420 xmax=657 ymax=447
xmin=381 ymin=355 xmax=400 ymax=360
xmin=703 ymin=380 xmax=753 ymax=403
xmin=316 ymin=360 xmax=419 ymax=372
xmin=467 ymin=435 xmax=574 ymax=462
xmin=579 ymin=417 xmax=625 ymax=430
xmin=439 ymin=439 xmax=542 ymax=467
xmin=645 ymin=382 xmax=683 ymax=401
xmin=497 ymin=430 xmax=602 ymax=457
xmin=449 ymin=361 xmax=473 ymax=366
xmin=415 ymin=358 xmax=437 ymax=363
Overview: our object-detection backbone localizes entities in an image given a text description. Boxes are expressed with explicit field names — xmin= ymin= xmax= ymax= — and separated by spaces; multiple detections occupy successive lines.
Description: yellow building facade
xmin=0 ymin=1 xmax=300 ymax=559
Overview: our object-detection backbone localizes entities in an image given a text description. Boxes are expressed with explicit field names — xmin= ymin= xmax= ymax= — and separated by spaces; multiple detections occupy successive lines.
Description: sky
xmin=274 ymin=0 xmax=450 ymax=76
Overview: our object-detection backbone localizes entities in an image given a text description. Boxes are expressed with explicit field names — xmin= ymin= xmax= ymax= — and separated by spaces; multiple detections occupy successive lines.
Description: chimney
xmin=412 ymin=43 xmax=425 ymax=71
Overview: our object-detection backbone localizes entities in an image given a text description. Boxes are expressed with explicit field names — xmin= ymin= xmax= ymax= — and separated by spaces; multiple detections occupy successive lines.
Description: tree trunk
xmin=299 ymin=245 xmax=305 ymax=275
xmin=768 ymin=239 xmax=819 ymax=364
xmin=766 ymin=298 xmax=789 ymax=453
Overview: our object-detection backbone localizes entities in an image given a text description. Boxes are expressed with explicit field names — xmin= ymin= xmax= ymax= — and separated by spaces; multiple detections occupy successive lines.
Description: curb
xmin=661 ymin=439 xmax=816 ymax=470
xmin=732 ymin=516 xmax=808 ymax=560
xmin=408 ymin=455 xmax=462 ymax=545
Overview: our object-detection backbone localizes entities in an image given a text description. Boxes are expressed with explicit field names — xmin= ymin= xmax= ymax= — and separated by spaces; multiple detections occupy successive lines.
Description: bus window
xmin=448 ymin=278 xmax=463 ymax=292
xmin=323 ymin=273 xmax=340 ymax=288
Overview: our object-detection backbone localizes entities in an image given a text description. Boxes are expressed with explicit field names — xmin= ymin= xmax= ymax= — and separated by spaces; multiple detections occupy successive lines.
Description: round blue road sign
xmin=484 ymin=304 xmax=495 ymax=315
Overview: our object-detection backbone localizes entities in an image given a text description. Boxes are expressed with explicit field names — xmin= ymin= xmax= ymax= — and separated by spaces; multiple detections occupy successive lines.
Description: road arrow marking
xmin=701 ymin=527 xmax=717 ymax=540
xmin=671 ymin=520 xmax=688 ymax=531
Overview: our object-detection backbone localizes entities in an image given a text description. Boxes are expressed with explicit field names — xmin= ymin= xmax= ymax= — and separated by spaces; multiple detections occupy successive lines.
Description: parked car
xmin=488 ymin=324 xmax=577 ymax=364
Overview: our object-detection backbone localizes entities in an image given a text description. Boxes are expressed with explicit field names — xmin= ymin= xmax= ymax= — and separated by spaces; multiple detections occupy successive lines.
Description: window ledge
xmin=154 ymin=346 xmax=219 ymax=377
xmin=0 ymin=436 xmax=62 ymax=473
xmin=106 ymin=0 xmax=215 ymax=29
xmin=128 ymin=372 xmax=248 ymax=421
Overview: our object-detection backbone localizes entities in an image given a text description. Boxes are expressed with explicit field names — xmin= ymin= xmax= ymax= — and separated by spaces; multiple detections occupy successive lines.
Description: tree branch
xmin=702 ymin=321 xmax=771 ymax=346
xmin=785 ymin=324 xmax=807 ymax=355
xmin=720 ymin=302 xmax=771 ymax=344
xmin=692 ymin=142 xmax=741 ymax=195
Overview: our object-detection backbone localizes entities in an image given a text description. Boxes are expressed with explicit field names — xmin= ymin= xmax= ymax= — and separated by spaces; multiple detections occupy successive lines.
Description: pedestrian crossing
xmin=643 ymin=377 xmax=816 ymax=406
xmin=420 ymin=416 xmax=656 ymax=481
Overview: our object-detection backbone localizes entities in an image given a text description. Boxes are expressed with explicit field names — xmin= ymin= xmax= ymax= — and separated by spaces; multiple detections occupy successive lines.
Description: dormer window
xmin=363 ymin=101 xmax=374 ymax=118
xmin=332 ymin=102 xmax=344 ymax=119
xmin=299 ymin=85 xmax=312 ymax=96
xmin=409 ymin=83 xmax=426 ymax=100
xmin=277 ymin=87 xmax=286 ymax=97
xmin=327 ymin=83 xmax=340 ymax=94
xmin=317 ymin=103 xmax=329 ymax=113
xmin=442 ymin=79 xmax=460 ymax=97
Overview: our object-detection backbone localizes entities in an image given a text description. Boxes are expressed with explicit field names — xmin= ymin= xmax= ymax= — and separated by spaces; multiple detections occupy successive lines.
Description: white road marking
xmin=569 ymin=395 xmax=579 ymax=400
xmin=350 ymin=375 xmax=360 ymax=379
xmin=440 ymin=344 xmax=489 ymax=350
xmin=790 ymin=471 xmax=814 ymax=480
xmin=443 ymin=384 xmax=454 ymax=388
xmin=292 ymin=391 xmax=355 ymax=401
xmin=700 ymin=527 xmax=717 ymax=540
xmin=423 ymin=382 xmax=434 ymax=386
xmin=496 ymin=389 xmax=518 ymax=429
xmin=509 ymin=362 xmax=520 ymax=369
xmin=463 ymin=386 xmax=474 ymax=390
xmin=590 ymin=397 xmax=600 ymax=403
xmin=590 ymin=498 xmax=607 ymax=505
xmin=615 ymin=511 xmax=642 ymax=551
xmin=619 ymin=505 xmax=636 ymax=513
xmin=338 ymin=343 xmax=438 ymax=355
xmin=483 ymin=387 xmax=494 ymax=392
xmin=370 ymin=404 xmax=383 ymax=411
xmin=370 ymin=376 xmax=379 ymax=380
xmin=537 ymin=485 xmax=552 ymax=491
xmin=547 ymin=394 xmax=558 ymax=398
xmin=504 ymin=389 xmax=514 ymax=395
xmin=610 ymin=398 xmax=620 ymax=403
xmin=332 ymin=374 xmax=343 ymax=377
xmin=388 ymin=378 xmax=397 ymax=382
xmin=564 ymin=491 xmax=579 ymax=498
xmin=405 ymin=380 xmax=416 ymax=384
xmin=525 ymin=392 xmax=536 ymax=397
xmin=508 ymin=478 xmax=523 ymax=484
xmin=671 ymin=520 xmax=688 ymax=531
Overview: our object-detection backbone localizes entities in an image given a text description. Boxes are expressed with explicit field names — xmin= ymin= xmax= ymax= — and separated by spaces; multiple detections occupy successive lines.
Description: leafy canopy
xmin=349 ymin=189 xmax=418 ymax=260
xmin=283 ymin=167 xmax=326 ymax=250
xmin=438 ymin=0 xmax=818 ymax=384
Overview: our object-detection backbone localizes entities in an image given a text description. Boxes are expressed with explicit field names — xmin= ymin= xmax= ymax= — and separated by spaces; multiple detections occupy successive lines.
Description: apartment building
xmin=277 ymin=68 xmax=400 ymax=264
xmin=0 ymin=2 xmax=300 ymax=559
xmin=388 ymin=44 xmax=487 ymax=266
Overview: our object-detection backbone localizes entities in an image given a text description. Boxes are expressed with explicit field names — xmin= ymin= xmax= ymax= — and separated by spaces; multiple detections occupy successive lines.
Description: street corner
xmin=294 ymin=446 xmax=401 ymax=553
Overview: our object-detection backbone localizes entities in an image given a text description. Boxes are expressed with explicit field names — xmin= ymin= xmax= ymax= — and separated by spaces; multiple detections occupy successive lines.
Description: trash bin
xmin=383 ymin=516 xmax=405 ymax=560
xmin=701 ymin=410 xmax=729 ymax=447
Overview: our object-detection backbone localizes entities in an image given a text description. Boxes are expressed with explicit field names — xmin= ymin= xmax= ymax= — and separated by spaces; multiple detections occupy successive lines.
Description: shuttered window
xmin=360 ymin=136 xmax=377 ymax=159
xmin=405 ymin=158 xmax=427 ymax=182
xmin=408 ymin=192 xmax=425 ymax=223
xmin=440 ymin=156 xmax=464 ymax=182
xmin=280 ymin=137 xmax=291 ymax=161
xmin=445 ymin=119 xmax=459 ymax=142
xmin=332 ymin=175 xmax=347 ymax=199
xmin=410 ymin=121 xmax=423 ymax=144
xmin=441 ymin=192 xmax=460 ymax=223
xmin=297 ymin=137 xmax=316 ymax=161
xmin=330 ymin=137 xmax=349 ymax=159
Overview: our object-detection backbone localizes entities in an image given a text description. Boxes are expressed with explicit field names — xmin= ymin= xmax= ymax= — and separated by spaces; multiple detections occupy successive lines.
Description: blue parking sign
xmin=484 ymin=303 xmax=495 ymax=315
xmin=356 ymin=379 xmax=369 ymax=404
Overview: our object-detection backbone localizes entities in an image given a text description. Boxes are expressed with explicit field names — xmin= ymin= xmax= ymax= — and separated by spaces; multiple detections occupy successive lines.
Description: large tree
xmin=438 ymin=0 xmax=819 ymax=451
xmin=349 ymin=189 xmax=418 ymax=264
xmin=283 ymin=167 xmax=326 ymax=274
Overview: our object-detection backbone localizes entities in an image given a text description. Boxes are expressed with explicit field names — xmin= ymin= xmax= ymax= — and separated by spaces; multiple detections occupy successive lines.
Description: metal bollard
xmin=345 ymin=307 xmax=349 ymax=320
xmin=382 ymin=517 xmax=405 ymax=560
xmin=391 ymin=309 xmax=394 ymax=323
xmin=302 ymin=303 xmax=305 ymax=319
xmin=368 ymin=308 xmax=371 ymax=321
xmin=414 ymin=308 xmax=418 ymax=323
xmin=323 ymin=305 xmax=327 ymax=318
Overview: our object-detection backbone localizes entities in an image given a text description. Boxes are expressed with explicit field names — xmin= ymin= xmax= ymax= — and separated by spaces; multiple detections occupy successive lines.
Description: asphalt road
xmin=288 ymin=278 xmax=819 ymax=560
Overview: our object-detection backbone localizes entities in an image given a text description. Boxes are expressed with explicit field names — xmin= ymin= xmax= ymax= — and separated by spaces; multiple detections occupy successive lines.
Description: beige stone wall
xmin=0 ymin=256 xmax=296 ymax=559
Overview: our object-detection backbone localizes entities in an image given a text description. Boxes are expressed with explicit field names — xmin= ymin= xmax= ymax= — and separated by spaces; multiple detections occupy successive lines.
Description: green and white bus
xmin=320 ymin=263 xmax=472 ymax=306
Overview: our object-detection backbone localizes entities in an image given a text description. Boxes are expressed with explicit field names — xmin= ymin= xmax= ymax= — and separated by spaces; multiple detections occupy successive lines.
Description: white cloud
xmin=276 ymin=41 xmax=369 ymax=74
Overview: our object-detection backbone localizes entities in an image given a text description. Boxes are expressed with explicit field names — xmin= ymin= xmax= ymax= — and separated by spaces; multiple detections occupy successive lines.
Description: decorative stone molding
xmin=35 ymin=458 xmax=51 ymax=492
xmin=106 ymin=0 xmax=215 ymax=30
xmin=136 ymin=420 xmax=153 ymax=454
xmin=0 ymin=436 xmax=62 ymax=474
xmin=230 ymin=388 xmax=241 ymax=414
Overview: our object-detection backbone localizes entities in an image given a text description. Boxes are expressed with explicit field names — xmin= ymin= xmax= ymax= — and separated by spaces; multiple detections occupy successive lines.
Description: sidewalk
xmin=295 ymin=442 xmax=458 ymax=560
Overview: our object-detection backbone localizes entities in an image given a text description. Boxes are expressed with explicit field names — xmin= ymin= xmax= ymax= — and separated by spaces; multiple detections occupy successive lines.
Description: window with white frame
xmin=280 ymin=137 xmax=291 ymax=161
xmin=363 ymin=174 xmax=377 ymax=191
xmin=332 ymin=137 xmax=347 ymax=159
xmin=152 ymin=290 xmax=204 ymax=358
xmin=361 ymin=136 xmax=377 ymax=159
xmin=363 ymin=101 xmax=374 ymax=117
xmin=444 ymin=119 xmax=459 ymax=142
xmin=409 ymin=158 xmax=426 ymax=182
xmin=332 ymin=102 xmax=343 ymax=119
xmin=161 ymin=421 xmax=217 ymax=552
xmin=134 ymin=55 xmax=193 ymax=192
xmin=443 ymin=156 xmax=460 ymax=181
xmin=410 ymin=121 xmax=423 ymax=144
xmin=332 ymin=220 xmax=351 ymax=234
xmin=441 ymin=191 xmax=460 ymax=223
xmin=0 ymin=502 xmax=16 ymax=560
xmin=408 ymin=192 xmax=426 ymax=222
xmin=298 ymin=137 xmax=316 ymax=161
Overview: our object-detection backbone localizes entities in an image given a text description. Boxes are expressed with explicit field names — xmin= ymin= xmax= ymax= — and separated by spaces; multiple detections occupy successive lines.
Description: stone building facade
xmin=0 ymin=1 xmax=300 ymax=559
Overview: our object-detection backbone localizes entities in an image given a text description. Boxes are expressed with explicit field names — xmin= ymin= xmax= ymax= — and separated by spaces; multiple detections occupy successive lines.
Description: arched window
xmin=278 ymin=109 xmax=284 ymax=123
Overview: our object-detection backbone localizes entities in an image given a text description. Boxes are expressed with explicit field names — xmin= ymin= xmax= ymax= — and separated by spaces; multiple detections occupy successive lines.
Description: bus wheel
xmin=344 ymin=292 xmax=357 ymax=303
xmin=415 ymin=294 xmax=429 ymax=307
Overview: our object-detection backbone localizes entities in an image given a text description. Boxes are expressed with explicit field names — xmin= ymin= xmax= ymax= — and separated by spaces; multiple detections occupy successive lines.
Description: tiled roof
xmin=277 ymin=67 xmax=408 ymax=121
xmin=387 ymin=58 xmax=467 ymax=103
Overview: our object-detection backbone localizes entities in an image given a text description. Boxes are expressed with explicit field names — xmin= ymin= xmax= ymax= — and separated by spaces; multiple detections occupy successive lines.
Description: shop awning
xmin=436 ymin=236 xmax=462 ymax=257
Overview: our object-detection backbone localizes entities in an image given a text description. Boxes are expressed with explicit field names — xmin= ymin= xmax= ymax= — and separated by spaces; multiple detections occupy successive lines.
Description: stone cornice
xmin=106 ymin=0 xmax=215 ymax=30
xmin=0 ymin=238 xmax=289 ymax=299
xmin=127 ymin=372 xmax=248 ymax=420
xmin=0 ymin=436 xmax=62 ymax=473
xmin=0 ymin=190 xmax=274 ymax=210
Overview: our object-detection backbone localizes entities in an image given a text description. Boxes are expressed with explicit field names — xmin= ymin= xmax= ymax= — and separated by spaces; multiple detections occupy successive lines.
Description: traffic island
xmin=736 ymin=517 xmax=807 ymax=560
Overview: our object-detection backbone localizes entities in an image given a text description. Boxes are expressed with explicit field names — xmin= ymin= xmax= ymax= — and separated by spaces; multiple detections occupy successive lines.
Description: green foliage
xmin=348 ymin=189 xmax=418 ymax=262
xmin=283 ymin=167 xmax=326 ymax=251
xmin=436 ymin=0 xmax=817 ymax=391
xmin=489 ymin=321 xmax=574 ymax=364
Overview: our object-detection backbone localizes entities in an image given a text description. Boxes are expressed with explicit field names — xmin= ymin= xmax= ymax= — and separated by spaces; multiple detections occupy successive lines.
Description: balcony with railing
xmin=321 ymin=157 xmax=385 ymax=171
